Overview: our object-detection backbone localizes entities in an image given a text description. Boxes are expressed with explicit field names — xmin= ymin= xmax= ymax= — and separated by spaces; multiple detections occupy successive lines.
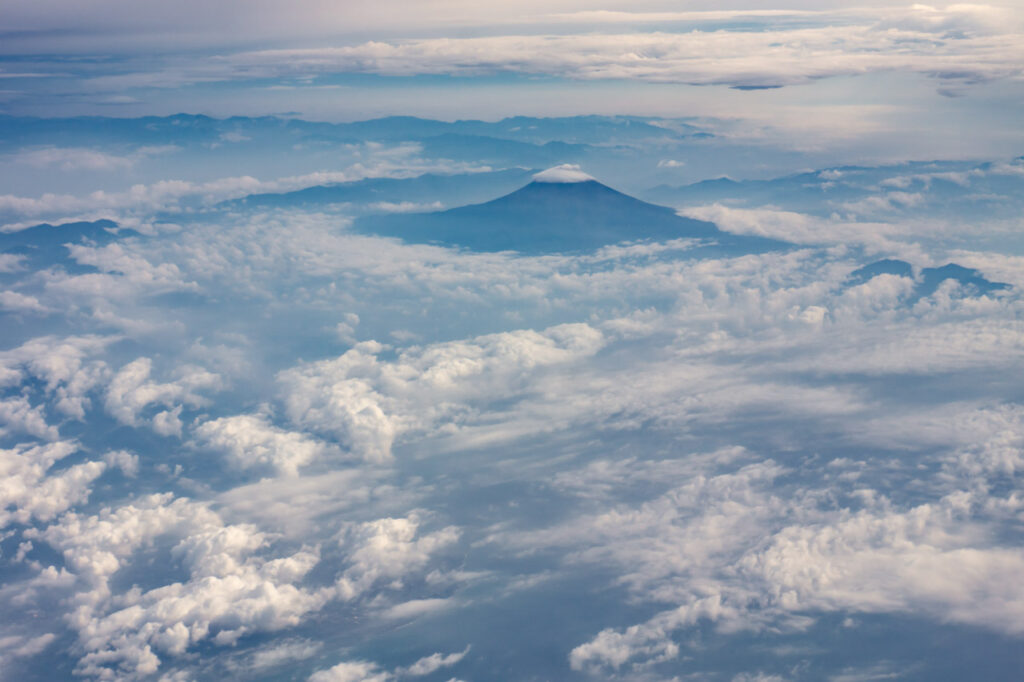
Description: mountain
xmin=0 ymin=219 xmax=137 ymax=274
xmin=0 ymin=114 xmax=701 ymax=153
xmin=643 ymin=159 xmax=1024 ymax=223
xmin=846 ymin=259 xmax=915 ymax=283
xmin=847 ymin=259 xmax=1010 ymax=299
xmin=414 ymin=134 xmax=590 ymax=166
xmin=226 ymin=169 xmax=535 ymax=213
xmin=356 ymin=165 xmax=788 ymax=255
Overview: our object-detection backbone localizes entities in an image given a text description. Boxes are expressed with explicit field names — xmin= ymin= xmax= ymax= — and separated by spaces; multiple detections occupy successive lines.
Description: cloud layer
xmin=1 ymin=110 xmax=1023 ymax=681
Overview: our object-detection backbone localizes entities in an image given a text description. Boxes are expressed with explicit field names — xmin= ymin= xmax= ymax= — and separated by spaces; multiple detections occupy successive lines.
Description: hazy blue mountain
xmin=445 ymin=115 xmax=701 ymax=144
xmin=917 ymin=263 xmax=1011 ymax=298
xmin=226 ymin=169 xmax=536 ymax=212
xmin=330 ymin=115 xmax=692 ymax=145
xmin=846 ymin=259 xmax=916 ymax=284
xmin=0 ymin=219 xmax=130 ymax=273
xmin=0 ymin=114 xmax=303 ymax=150
xmin=0 ymin=114 xmax=703 ymax=152
xmin=643 ymin=166 xmax=934 ymax=210
xmin=848 ymin=259 xmax=1010 ymax=299
xmin=644 ymin=160 xmax=1024 ymax=222
xmin=357 ymin=168 xmax=789 ymax=254
xmin=415 ymin=134 xmax=590 ymax=165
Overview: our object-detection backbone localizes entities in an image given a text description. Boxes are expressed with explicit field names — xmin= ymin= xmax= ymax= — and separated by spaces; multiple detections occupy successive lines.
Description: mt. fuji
xmin=358 ymin=165 xmax=788 ymax=255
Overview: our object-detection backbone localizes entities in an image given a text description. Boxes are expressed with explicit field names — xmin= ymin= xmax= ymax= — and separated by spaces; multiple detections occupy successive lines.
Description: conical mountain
xmin=356 ymin=165 xmax=787 ymax=255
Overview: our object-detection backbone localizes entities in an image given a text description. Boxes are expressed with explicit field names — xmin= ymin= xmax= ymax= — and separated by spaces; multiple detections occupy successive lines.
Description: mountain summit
xmin=531 ymin=163 xmax=597 ymax=183
xmin=357 ymin=167 xmax=787 ymax=255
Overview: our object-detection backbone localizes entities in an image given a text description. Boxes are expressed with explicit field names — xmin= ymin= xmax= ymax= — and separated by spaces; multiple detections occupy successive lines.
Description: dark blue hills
xmin=356 ymin=169 xmax=788 ymax=255
xmin=644 ymin=159 xmax=1024 ymax=222
xmin=846 ymin=259 xmax=915 ymax=284
xmin=415 ymin=134 xmax=589 ymax=165
xmin=0 ymin=219 xmax=133 ymax=273
xmin=0 ymin=114 xmax=699 ymax=151
xmin=848 ymin=259 xmax=1010 ymax=299
xmin=227 ymin=169 xmax=535 ymax=212
xmin=0 ymin=219 xmax=120 ymax=249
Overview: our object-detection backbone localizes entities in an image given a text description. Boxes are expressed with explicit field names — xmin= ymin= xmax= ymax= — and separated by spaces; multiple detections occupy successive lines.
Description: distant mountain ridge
xmin=226 ymin=169 xmax=536 ymax=212
xmin=848 ymin=259 xmax=1010 ymax=300
xmin=643 ymin=158 xmax=1024 ymax=223
xmin=0 ymin=113 xmax=704 ymax=151
xmin=357 ymin=167 xmax=787 ymax=255
xmin=0 ymin=219 xmax=133 ymax=274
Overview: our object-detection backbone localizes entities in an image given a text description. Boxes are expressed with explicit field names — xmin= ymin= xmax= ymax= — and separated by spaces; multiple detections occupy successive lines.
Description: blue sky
xmin=2 ymin=3 xmax=1024 ymax=682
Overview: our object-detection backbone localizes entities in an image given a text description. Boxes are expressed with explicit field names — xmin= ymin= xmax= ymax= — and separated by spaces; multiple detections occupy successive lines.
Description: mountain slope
xmin=0 ymin=219 xmax=133 ymax=273
xmin=357 ymin=167 xmax=787 ymax=255
xmin=225 ymin=169 xmax=535 ymax=212
xmin=847 ymin=259 xmax=1010 ymax=300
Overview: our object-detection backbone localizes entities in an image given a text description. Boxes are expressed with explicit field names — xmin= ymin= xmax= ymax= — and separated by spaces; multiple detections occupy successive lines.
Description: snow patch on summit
xmin=532 ymin=164 xmax=596 ymax=184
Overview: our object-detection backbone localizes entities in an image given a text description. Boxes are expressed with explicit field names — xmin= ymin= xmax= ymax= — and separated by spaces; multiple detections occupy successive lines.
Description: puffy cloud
xmin=334 ymin=313 xmax=361 ymax=344
xmin=0 ymin=335 xmax=114 ymax=419
xmin=0 ymin=440 xmax=106 ymax=529
xmin=152 ymin=406 xmax=184 ymax=437
xmin=336 ymin=514 xmax=461 ymax=600
xmin=832 ymin=273 xmax=917 ymax=316
xmin=309 ymin=660 xmax=391 ymax=682
xmin=19 ymin=488 xmax=461 ymax=679
xmin=104 ymin=357 xmax=220 ymax=429
xmin=194 ymin=413 xmax=341 ymax=476
xmin=100 ymin=449 xmax=139 ymax=477
xmin=740 ymin=503 xmax=1024 ymax=634
xmin=64 ymin=243 xmax=196 ymax=294
xmin=563 ymin=470 xmax=1024 ymax=672
xmin=30 ymin=494 xmax=330 ymax=679
xmin=278 ymin=324 xmax=605 ymax=461
xmin=0 ymin=396 xmax=58 ymax=441
xmin=31 ymin=494 xmax=220 ymax=589
xmin=0 ymin=290 xmax=51 ymax=314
